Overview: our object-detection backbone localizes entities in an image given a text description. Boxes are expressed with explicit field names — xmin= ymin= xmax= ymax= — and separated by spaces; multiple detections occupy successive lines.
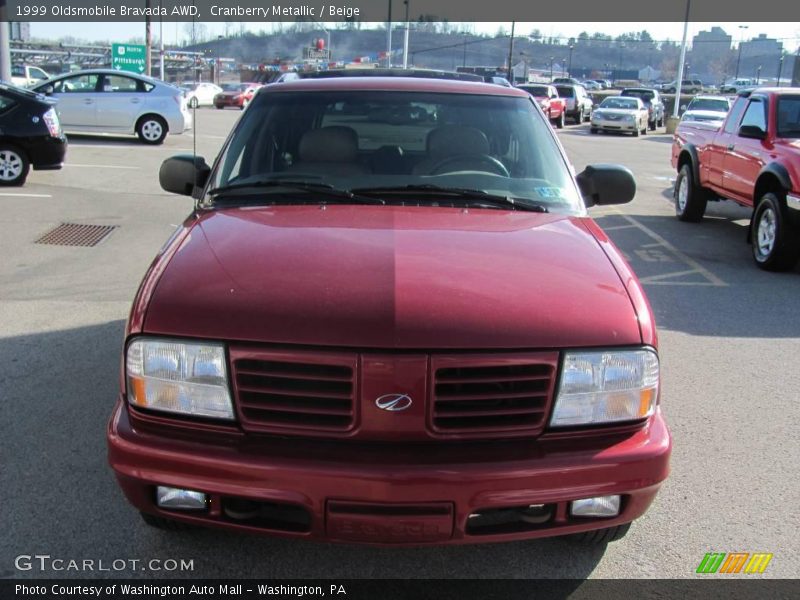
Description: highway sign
xmin=112 ymin=43 xmax=147 ymax=74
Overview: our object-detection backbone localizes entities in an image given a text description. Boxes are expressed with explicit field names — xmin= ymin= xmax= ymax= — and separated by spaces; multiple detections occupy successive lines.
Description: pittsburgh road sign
xmin=112 ymin=43 xmax=146 ymax=74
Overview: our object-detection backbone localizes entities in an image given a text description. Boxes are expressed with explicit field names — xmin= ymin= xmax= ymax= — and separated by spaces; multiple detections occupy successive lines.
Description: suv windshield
xmin=686 ymin=98 xmax=729 ymax=112
xmin=207 ymin=89 xmax=583 ymax=213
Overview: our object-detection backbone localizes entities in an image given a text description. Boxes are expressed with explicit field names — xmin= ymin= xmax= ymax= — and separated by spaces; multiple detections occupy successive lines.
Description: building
xmin=739 ymin=34 xmax=784 ymax=78
xmin=690 ymin=27 xmax=732 ymax=73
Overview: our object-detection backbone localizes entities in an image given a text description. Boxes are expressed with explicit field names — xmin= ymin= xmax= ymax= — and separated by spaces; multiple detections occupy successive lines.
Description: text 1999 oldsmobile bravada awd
xmin=107 ymin=76 xmax=671 ymax=546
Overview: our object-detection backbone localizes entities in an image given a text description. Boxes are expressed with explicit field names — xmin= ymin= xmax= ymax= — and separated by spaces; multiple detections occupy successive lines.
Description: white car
xmin=32 ymin=69 xmax=191 ymax=144
xmin=590 ymin=96 xmax=649 ymax=136
xmin=720 ymin=78 xmax=755 ymax=94
xmin=181 ymin=82 xmax=222 ymax=108
xmin=11 ymin=65 xmax=51 ymax=88
xmin=679 ymin=95 xmax=732 ymax=127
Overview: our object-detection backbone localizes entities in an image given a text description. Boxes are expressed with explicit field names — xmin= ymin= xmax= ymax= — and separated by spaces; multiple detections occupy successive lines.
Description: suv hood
xmin=143 ymin=205 xmax=642 ymax=349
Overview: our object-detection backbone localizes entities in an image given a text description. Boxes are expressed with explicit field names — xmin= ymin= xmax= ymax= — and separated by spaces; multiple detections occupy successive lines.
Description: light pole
xmin=561 ymin=59 xmax=566 ymax=78
xmin=507 ymin=21 xmax=515 ymax=83
xmin=216 ymin=35 xmax=223 ymax=84
xmin=616 ymin=42 xmax=625 ymax=85
xmin=567 ymin=44 xmax=574 ymax=77
xmin=402 ymin=0 xmax=410 ymax=68
xmin=386 ymin=0 xmax=393 ymax=67
xmin=549 ymin=56 xmax=554 ymax=80
xmin=734 ymin=25 xmax=749 ymax=79
xmin=777 ymin=53 xmax=784 ymax=86
xmin=159 ymin=0 xmax=165 ymax=80
xmin=756 ymin=64 xmax=762 ymax=84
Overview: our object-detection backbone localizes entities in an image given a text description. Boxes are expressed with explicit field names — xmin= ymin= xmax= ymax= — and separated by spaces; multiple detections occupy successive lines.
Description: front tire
xmin=555 ymin=110 xmax=565 ymax=129
xmin=136 ymin=115 xmax=168 ymax=145
xmin=568 ymin=523 xmax=631 ymax=544
xmin=0 ymin=145 xmax=30 ymax=186
xmin=574 ymin=108 xmax=583 ymax=125
xmin=188 ymin=97 xmax=198 ymax=109
xmin=674 ymin=163 xmax=708 ymax=222
xmin=590 ymin=127 xmax=598 ymax=134
xmin=751 ymin=192 xmax=800 ymax=271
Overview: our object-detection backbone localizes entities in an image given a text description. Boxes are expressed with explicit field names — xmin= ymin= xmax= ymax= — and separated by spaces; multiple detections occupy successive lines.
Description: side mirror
xmin=576 ymin=164 xmax=636 ymax=207
xmin=159 ymin=155 xmax=211 ymax=198
xmin=41 ymin=84 xmax=54 ymax=96
xmin=738 ymin=124 xmax=767 ymax=140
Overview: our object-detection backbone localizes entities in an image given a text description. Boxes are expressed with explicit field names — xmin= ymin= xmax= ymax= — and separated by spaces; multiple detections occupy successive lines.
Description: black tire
xmin=555 ymin=110 xmax=565 ymax=129
xmin=215 ymin=104 xmax=224 ymax=110
xmin=0 ymin=144 xmax=30 ymax=186
xmin=658 ymin=116 xmax=664 ymax=127
xmin=674 ymin=163 xmax=709 ymax=222
xmin=569 ymin=523 xmax=631 ymax=544
xmin=751 ymin=192 xmax=800 ymax=271
xmin=140 ymin=512 xmax=194 ymax=531
xmin=649 ymin=119 xmax=656 ymax=131
xmin=668 ymin=87 xmax=676 ymax=94
xmin=633 ymin=128 xmax=640 ymax=137
xmin=642 ymin=123 xmax=647 ymax=135
xmin=188 ymin=97 xmax=198 ymax=108
xmin=590 ymin=127 xmax=598 ymax=134
xmin=136 ymin=115 xmax=168 ymax=145
xmin=574 ymin=108 xmax=583 ymax=125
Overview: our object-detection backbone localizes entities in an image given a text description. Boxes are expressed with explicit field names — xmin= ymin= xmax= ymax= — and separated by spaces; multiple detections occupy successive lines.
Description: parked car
xmin=620 ymin=88 xmax=665 ymax=130
xmin=108 ymin=75 xmax=671 ymax=546
xmin=214 ymin=82 xmax=263 ymax=110
xmin=11 ymin=64 xmax=51 ymax=88
xmin=679 ymin=95 xmax=732 ymax=127
xmin=552 ymin=77 xmax=582 ymax=86
xmin=582 ymin=80 xmax=602 ymax=90
xmin=671 ymin=87 xmax=800 ymax=270
xmin=720 ymin=78 xmax=755 ymax=94
xmin=0 ymin=83 xmax=67 ymax=185
xmin=593 ymin=79 xmax=613 ymax=89
xmin=590 ymin=96 xmax=649 ymax=136
xmin=31 ymin=69 xmax=191 ymax=145
xmin=554 ymin=83 xmax=593 ymax=124
xmin=182 ymin=82 xmax=222 ymax=108
xmin=516 ymin=84 xmax=567 ymax=128
xmin=661 ymin=79 xmax=704 ymax=94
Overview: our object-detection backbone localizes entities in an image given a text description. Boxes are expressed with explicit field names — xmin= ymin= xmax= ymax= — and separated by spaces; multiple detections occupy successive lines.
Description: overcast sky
xmin=30 ymin=22 xmax=800 ymax=51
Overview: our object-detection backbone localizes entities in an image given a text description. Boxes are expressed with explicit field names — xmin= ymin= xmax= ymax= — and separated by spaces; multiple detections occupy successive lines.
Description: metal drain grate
xmin=35 ymin=223 xmax=118 ymax=247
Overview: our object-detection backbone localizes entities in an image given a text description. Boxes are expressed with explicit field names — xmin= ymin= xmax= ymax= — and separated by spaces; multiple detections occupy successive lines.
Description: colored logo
xmin=696 ymin=552 xmax=773 ymax=574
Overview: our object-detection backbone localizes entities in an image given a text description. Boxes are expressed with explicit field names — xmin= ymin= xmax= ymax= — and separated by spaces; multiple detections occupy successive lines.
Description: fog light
xmin=156 ymin=486 xmax=208 ymax=510
xmin=570 ymin=495 xmax=620 ymax=517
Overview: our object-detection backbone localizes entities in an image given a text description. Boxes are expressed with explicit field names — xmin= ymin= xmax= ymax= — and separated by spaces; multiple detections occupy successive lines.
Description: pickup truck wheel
xmin=674 ymin=164 xmax=708 ymax=222
xmin=648 ymin=119 xmax=656 ymax=131
xmin=575 ymin=108 xmax=583 ymax=125
xmin=140 ymin=512 xmax=194 ymax=531
xmin=751 ymin=192 xmax=800 ymax=271
xmin=555 ymin=110 xmax=565 ymax=129
xmin=568 ymin=523 xmax=631 ymax=544
xmin=633 ymin=128 xmax=640 ymax=137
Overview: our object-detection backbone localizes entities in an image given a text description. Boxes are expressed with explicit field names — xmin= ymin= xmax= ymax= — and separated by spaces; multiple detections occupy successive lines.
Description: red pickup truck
xmin=671 ymin=88 xmax=800 ymax=270
xmin=108 ymin=76 xmax=670 ymax=547
xmin=517 ymin=84 xmax=567 ymax=128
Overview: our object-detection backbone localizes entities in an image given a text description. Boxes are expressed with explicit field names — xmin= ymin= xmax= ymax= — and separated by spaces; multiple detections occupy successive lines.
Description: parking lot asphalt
xmin=1 ymin=109 xmax=798 ymax=579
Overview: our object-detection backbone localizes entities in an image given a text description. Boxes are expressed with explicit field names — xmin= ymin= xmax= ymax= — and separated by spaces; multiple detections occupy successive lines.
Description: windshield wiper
xmin=351 ymin=184 xmax=549 ymax=213
xmin=208 ymin=179 xmax=384 ymax=205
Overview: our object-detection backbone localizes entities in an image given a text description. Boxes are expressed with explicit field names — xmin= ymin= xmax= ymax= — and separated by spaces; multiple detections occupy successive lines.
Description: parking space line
xmin=613 ymin=211 xmax=727 ymax=287
xmin=602 ymin=224 xmax=638 ymax=231
xmin=0 ymin=192 xmax=52 ymax=198
xmin=64 ymin=164 xmax=141 ymax=170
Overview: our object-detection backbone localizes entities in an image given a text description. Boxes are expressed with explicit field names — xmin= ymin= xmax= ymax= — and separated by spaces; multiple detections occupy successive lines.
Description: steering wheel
xmin=429 ymin=154 xmax=510 ymax=177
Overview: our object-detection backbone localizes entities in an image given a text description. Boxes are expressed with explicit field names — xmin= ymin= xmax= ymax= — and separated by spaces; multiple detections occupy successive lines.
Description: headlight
xmin=126 ymin=338 xmax=234 ymax=420
xmin=624 ymin=114 xmax=636 ymax=121
xmin=550 ymin=349 xmax=659 ymax=427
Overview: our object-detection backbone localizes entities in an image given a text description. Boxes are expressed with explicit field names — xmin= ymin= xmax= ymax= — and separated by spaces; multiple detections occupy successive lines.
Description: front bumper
xmin=592 ymin=117 xmax=640 ymax=132
xmin=108 ymin=398 xmax=671 ymax=545
xmin=215 ymin=96 xmax=244 ymax=108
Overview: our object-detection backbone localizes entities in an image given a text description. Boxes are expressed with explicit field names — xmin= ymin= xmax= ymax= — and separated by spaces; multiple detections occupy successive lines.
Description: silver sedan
xmin=32 ymin=69 xmax=192 ymax=145
xmin=590 ymin=96 xmax=649 ymax=136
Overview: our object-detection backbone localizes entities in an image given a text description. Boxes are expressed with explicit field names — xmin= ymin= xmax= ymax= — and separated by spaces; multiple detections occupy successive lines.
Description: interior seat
xmin=286 ymin=126 xmax=369 ymax=176
xmin=412 ymin=126 xmax=491 ymax=175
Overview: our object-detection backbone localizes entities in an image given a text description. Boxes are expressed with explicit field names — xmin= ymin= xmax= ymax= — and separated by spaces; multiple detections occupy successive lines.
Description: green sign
xmin=112 ymin=43 xmax=147 ymax=74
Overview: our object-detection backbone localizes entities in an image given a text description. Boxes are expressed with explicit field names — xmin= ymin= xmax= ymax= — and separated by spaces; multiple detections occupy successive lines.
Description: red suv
xmin=107 ymin=77 xmax=671 ymax=546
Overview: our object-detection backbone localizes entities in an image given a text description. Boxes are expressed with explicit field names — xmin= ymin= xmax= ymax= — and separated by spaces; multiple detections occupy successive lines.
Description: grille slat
xmin=233 ymin=354 xmax=356 ymax=434
xmin=431 ymin=361 xmax=555 ymax=438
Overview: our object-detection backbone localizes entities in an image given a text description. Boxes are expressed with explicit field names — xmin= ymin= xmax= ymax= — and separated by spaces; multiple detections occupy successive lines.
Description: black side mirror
xmin=738 ymin=124 xmax=767 ymax=140
xmin=159 ymin=155 xmax=211 ymax=198
xmin=576 ymin=164 xmax=636 ymax=207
